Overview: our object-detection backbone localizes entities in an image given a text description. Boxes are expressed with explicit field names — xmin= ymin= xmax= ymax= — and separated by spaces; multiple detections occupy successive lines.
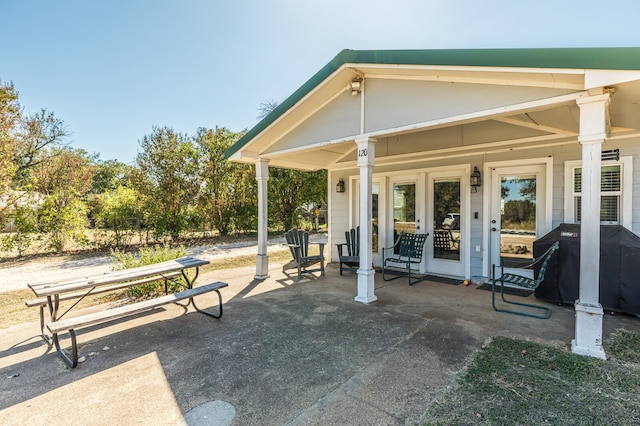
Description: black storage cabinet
xmin=533 ymin=223 xmax=640 ymax=316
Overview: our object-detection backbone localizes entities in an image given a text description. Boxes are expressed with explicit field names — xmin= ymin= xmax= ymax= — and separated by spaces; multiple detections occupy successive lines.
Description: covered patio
xmin=3 ymin=260 xmax=639 ymax=424
xmin=226 ymin=47 xmax=640 ymax=359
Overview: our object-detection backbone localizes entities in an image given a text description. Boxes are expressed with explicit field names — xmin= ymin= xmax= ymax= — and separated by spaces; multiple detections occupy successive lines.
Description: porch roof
xmin=226 ymin=47 xmax=640 ymax=167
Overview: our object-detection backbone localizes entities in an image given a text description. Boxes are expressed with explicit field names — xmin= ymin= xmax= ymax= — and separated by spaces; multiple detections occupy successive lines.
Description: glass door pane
xmin=433 ymin=179 xmax=461 ymax=261
xmin=393 ymin=183 xmax=416 ymax=252
xmin=500 ymin=175 xmax=536 ymax=267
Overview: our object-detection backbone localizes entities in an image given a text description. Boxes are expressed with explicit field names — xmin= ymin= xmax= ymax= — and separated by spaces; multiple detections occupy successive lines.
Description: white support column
xmin=572 ymin=92 xmax=611 ymax=360
xmin=255 ymin=158 xmax=270 ymax=280
xmin=355 ymin=137 xmax=377 ymax=304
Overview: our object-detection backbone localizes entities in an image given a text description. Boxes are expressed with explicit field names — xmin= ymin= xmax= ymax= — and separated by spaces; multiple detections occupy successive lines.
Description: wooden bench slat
xmin=25 ymin=271 xmax=184 ymax=308
xmin=46 ymin=282 xmax=228 ymax=334
xmin=29 ymin=257 xmax=204 ymax=290
xmin=28 ymin=256 xmax=204 ymax=287
xmin=29 ymin=256 xmax=209 ymax=297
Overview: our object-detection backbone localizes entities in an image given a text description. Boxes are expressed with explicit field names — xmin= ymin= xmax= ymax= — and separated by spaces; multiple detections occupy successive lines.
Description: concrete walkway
xmin=1 ymin=260 xmax=639 ymax=425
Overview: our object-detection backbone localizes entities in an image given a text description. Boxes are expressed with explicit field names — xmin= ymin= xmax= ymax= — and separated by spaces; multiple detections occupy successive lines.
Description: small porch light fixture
xmin=336 ymin=178 xmax=346 ymax=193
xmin=350 ymin=79 xmax=362 ymax=96
xmin=470 ymin=166 xmax=481 ymax=193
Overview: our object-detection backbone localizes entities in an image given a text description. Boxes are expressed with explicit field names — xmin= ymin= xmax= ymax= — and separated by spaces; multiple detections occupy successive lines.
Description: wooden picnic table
xmin=27 ymin=256 xmax=227 ymax=368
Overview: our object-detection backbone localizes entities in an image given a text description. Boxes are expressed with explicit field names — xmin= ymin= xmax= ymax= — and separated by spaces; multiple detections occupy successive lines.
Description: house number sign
xmin=356 ymin=139 xmax=374 ymax=166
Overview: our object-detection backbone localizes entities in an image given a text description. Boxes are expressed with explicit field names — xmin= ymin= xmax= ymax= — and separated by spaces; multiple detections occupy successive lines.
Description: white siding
xmin=266 ymin=92 xmax=360 ymax=154
xmin=329 ymin=135 xmax=640 ymax=278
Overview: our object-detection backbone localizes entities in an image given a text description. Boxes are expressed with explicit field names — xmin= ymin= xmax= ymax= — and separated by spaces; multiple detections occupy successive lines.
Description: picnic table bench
xmin=27 ymin=256 xmax=227 ymax=368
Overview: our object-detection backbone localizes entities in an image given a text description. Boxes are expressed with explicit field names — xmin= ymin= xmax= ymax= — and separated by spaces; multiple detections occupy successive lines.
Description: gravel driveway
xmin=0 ymin=238 xmax=289 ymax=293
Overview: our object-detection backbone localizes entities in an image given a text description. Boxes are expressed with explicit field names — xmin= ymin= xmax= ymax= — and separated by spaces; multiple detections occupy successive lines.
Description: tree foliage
xmin=33 ymin=148 xmax=94 ymax=251
xmin=95 ymin=185 xmax=143 ymax=246
xmin=134 ymin=126 xmax=201 ymax=240
xmin=92 ymin=158 xmax=134 ymax=194
xmin=195 ymin=126 xmax=256 ymax=235
xmin=0 ymin=81 xmax=20 ymax=198
xmin=1 ymin=83 xmax=329 ymax=255
xmin=269 ymin=168 xmax=327 ymax=231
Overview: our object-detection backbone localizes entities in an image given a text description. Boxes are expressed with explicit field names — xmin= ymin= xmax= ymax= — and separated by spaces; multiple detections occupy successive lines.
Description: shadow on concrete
xmin=1 ymin=263 xmax=639 ymax=425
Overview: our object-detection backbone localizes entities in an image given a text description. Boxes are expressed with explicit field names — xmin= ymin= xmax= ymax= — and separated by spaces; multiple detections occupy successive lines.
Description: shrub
xmin=110 ymin=243 xmax=188 ymax=298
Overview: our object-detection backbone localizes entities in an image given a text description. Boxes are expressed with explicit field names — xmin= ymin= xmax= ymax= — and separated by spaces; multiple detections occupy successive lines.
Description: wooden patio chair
xmin=491 ymin=241 xmax=559 ymax=319
xmin=282 ymin=228 xmax=325 ymax=279
xmin=336 ymin=227 xmax=359 ymax=275
xmin=381 ymin=232 xmax=429 ymax=285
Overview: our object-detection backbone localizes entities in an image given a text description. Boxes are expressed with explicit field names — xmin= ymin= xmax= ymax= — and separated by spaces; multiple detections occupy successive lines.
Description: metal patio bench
xmin=491 ymin=241 xmax=559 ymax=319
xmin=382 ymin=232 xmax=429 ymax=285
xmin=433 ymin=229 xmax=459 ymax=255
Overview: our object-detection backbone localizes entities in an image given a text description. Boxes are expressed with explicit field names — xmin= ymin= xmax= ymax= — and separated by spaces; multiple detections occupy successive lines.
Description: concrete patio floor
xmin=2 ymin=261 xmax=639 ymax=425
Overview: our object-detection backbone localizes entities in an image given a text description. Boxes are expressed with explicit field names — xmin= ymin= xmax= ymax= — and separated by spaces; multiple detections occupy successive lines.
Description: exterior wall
xmin=329 ymin=171 xmax=352 ymax=261
xmin=328 ymin=135 xmax=640 ymax=279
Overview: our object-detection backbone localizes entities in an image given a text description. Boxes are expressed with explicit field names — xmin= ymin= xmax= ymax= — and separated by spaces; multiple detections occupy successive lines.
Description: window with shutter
xmin=573 ymin=165 xmax=622 ymax=224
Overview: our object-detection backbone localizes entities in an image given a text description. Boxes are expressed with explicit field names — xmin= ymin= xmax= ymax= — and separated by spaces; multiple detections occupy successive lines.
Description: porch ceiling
xmin=227 ymin=49 xmax=640 ymax=171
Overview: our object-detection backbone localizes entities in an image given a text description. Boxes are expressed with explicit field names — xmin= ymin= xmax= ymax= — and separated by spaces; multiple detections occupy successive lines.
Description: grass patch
xmin=0 ymin=248 xmax=291 ymax=330
xmin=424 ymin=335 xmax=640 ymax=425
xmin=200 ymin=249 xmax=292 ymax=272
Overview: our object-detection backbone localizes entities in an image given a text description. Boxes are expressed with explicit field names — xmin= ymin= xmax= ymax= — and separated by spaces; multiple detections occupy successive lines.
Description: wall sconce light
xmin=350 ymin=79 xmax=362 ymax=96
xmin=470 ymin=166 xmax=481 ymax=193
xmin=336 ymin=178 xmax=345 ymax=193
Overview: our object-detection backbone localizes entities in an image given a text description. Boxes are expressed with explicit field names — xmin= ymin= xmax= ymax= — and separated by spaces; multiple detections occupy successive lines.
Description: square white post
xmin=355 ymin=137 xmax=377 ymax=304
xmin=255 ymin=158 xmax=270 ymax=280
xmin=572 ymin=92 xmax=611 ymax=360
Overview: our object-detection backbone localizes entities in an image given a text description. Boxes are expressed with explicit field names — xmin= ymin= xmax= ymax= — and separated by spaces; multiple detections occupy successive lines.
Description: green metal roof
xmin=225 ymin=47 xmax=640 ymax=159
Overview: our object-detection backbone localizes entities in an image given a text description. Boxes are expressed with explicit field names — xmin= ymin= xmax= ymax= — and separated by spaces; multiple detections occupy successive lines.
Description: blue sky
xmin=3 ymin=0 xmax=640 ymax=164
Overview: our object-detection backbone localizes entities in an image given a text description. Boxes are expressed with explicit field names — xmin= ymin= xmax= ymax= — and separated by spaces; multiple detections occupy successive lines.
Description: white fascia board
xmin=585 ymin=70 xmax=640 ymax=89
xmin=228 ymin=150 xmax=258 ymax=163
xmin=356 ymin=63 xmax=584 ymax=75
xmin=353 ymin=63 xmax=585 ymax=90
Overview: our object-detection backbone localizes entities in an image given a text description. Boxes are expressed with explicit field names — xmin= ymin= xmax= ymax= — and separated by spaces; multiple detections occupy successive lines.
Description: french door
xmin=428 ymin=171 xmax=466 ymax=277
xmin=490 ymin=164 xmax=547 ymax=278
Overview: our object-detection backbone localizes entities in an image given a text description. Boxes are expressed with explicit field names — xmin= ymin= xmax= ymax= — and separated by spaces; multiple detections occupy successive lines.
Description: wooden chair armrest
xmin=310 ymin=241 xmax=326 ymax=253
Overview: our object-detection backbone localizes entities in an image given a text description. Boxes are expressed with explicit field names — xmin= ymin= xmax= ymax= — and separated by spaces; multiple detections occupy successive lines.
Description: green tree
xmin=228 ymin=164 xmax=257 ymax=233
xmin=95 ymin=185 xmax=143 ymax=246
xmin=13 ymin=109 xmax=69 ymax=187
xmin=0 ymin=80 xmax=72 ymax=254
xmin=91 ymin=158 xmax=135 ymax=194
xmin=34 ymin=148 xmax=94 ymax=251
xmin=269 ymin=168 xmax=327 ymax=231
xmin=0 ymin=81 xmax=20 ymax=200
xmin=194 ymin=127 xmax=256 ymax=235
xmin=135 ymin=126 xmax=200 ymax=240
